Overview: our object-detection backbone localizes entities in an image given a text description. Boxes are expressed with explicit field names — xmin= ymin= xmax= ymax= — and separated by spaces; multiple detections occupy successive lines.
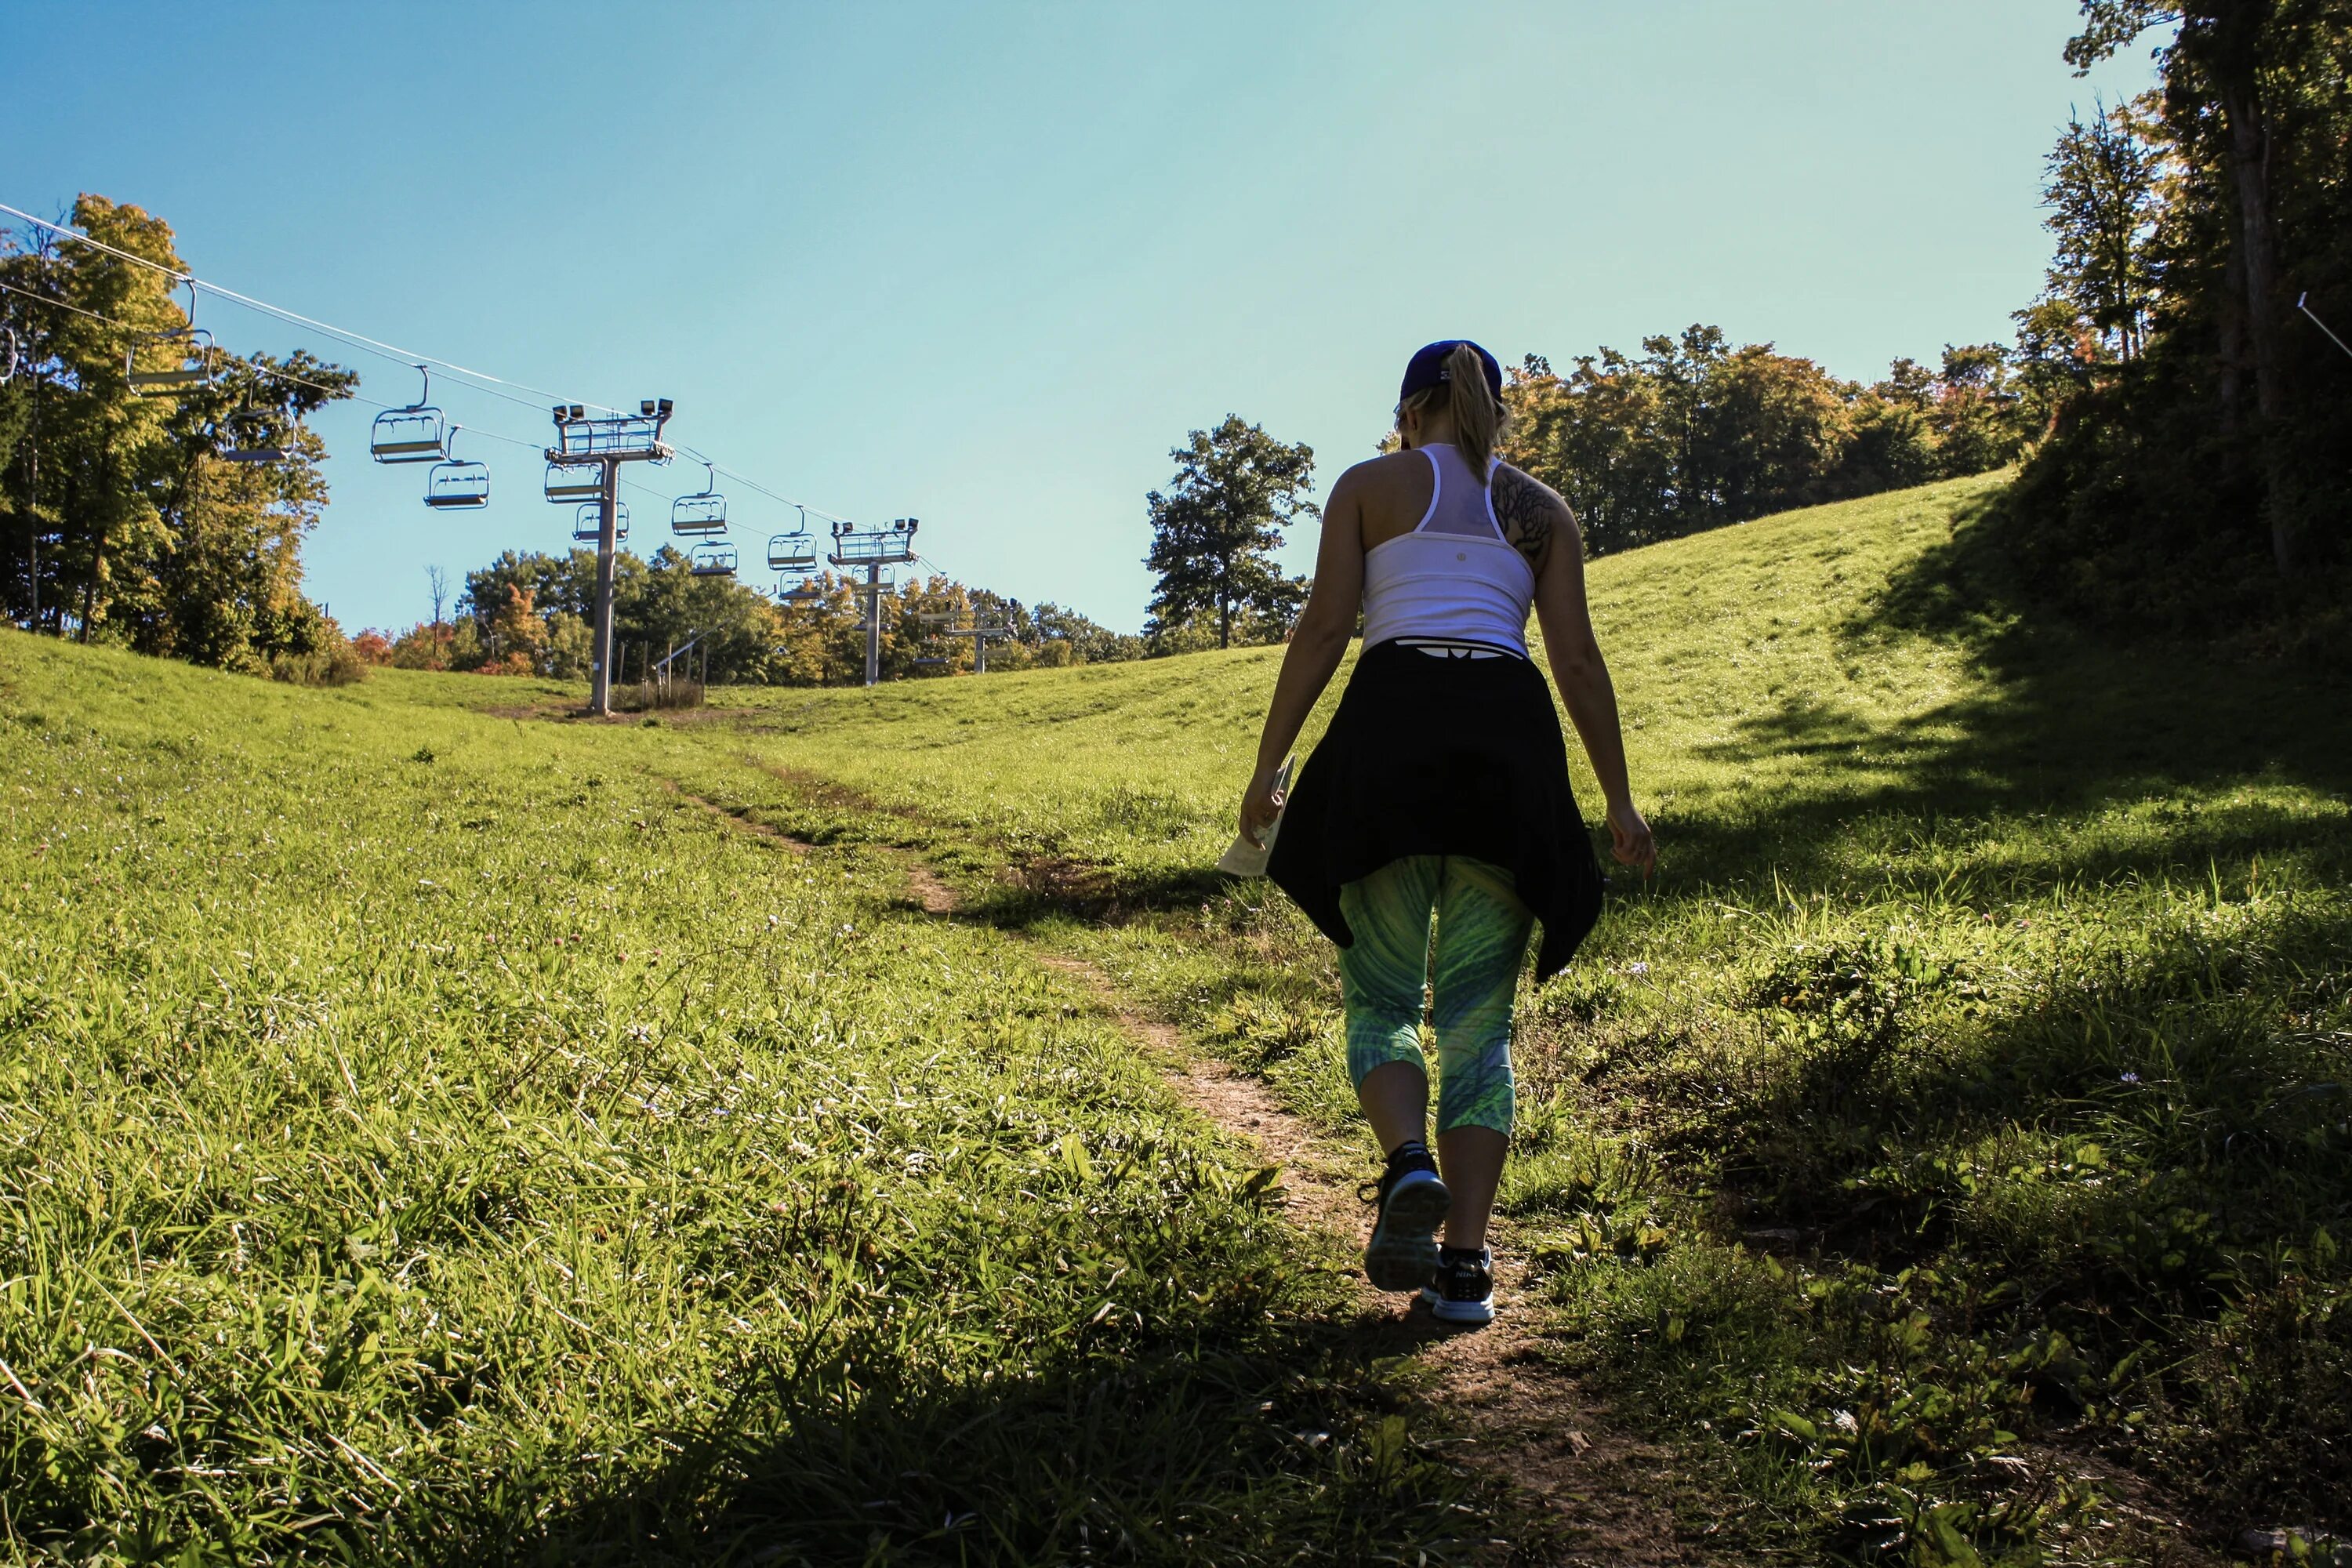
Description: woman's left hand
xmin=1239 ymin=764 xmax=1286 ymax=848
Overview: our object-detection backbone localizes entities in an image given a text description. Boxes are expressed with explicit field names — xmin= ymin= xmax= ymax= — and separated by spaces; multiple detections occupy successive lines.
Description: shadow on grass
xmin=453 ymin=1307 xmax=1497 ymax=1566
xmin=953 ymin=861 xmax=1235 ymax=933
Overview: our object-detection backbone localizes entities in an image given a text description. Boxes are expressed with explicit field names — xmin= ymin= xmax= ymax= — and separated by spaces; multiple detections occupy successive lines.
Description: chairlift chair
xmin=220 ymin=405 xmax=292 ymax=464
xmin=368 ymin=365 xmax=448 ymax=463
xmin=775 ymin=573 xmax=824 ymax=605
xmin=423 ymin=427 xmax=491 ymax=509
xmin=1 ymin=325 xmax=18 ymax=384
xmin=574 ymin=500 xmax=630 ymax=542
xmin=672 ymin=462 xmax=728 ymax=536
xmin=690 ymin=540 xmax=738 ymax=578
xmin=125 ymin=278 xmax=216 ymax=395
xmin=767 ymin=530 xmax=819 ymax=572
xmin=545 ymin=462 xmax=604 ymax=503
xmin=126 ymin=328 xmax=216 ymax=394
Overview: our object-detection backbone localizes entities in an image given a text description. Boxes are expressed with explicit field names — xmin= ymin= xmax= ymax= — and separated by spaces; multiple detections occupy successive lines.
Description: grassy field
xmin=648 ymin=474 xmax=2350 ymax=1562
xmin=0 ymin=640 xmax=1489 ymax=1563
xmin=5 ymin=471 xmax=2349 ymax=1563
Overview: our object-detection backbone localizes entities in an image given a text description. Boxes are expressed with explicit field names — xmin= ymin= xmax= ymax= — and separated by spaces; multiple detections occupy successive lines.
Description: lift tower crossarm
xmin=546 ymin=398 xmax=676 ymax=715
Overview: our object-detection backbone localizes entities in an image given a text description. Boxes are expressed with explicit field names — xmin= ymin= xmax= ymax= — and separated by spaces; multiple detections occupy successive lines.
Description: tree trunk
xmin=78 ymin=520 xmax=100 ymax=643
xmin=2217 ymin=239 xmax=2248 ymax=433
xmin=2220 ymin=69 xmax=2293 ymax=572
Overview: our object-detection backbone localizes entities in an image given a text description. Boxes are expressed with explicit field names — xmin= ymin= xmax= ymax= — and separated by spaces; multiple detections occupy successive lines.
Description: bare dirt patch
xmin=900 ymin=857 xmax=960 ymax=916
xmin=745 ymin=758 xmax=927 ymax=822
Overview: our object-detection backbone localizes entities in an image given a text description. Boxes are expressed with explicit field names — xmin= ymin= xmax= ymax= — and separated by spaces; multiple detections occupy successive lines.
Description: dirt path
xmin=909 ymin=865 xmax=1700 ymax=1564
xmin=666 ymin=782 xmax=816 ymax=852
xmin=678 ymin=783 xmax=1701 ymax=1561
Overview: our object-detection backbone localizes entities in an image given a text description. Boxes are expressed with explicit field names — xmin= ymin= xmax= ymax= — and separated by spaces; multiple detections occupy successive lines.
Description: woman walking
xmin=1243 ymin=340 xmax=1654 ymax=1325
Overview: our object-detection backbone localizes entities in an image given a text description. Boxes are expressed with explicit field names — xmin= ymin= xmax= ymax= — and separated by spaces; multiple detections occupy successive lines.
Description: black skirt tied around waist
xmin=1266 ymin=639 xmax=1606 ymax=983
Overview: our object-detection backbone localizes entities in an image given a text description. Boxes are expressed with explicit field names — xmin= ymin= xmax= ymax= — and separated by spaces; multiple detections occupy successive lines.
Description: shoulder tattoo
xmin=1490 ymin=466 xmax=1563 ymax=566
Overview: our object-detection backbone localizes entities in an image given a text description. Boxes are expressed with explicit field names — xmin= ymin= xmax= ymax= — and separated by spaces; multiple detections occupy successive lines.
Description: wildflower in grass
xmin=2121 ymin=1071 xmax=2141 ymax=1084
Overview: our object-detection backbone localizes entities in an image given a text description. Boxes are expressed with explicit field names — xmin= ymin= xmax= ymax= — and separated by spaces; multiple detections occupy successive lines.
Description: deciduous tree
xmin=1143 ymin=416 xmax=1314 ymax=650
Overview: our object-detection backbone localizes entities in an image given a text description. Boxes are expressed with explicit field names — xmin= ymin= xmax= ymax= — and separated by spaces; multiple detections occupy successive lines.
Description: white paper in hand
xmin=1217 ymin=757 xmax=1293 ymax=878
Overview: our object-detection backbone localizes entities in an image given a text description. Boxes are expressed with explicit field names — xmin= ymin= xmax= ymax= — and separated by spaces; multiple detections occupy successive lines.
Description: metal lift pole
xmin=864 ymin=562 xmax=884 ymax=687
xmin=590 ymin=458 xmax=621 ymax=713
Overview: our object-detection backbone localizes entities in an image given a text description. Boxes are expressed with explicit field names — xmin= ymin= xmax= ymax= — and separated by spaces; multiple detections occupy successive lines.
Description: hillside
xmin=5 ymin=474 xmax=2349 ymax=1563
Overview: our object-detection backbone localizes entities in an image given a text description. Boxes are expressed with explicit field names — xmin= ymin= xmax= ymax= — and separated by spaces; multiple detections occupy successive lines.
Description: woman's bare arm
xmin=1239 ymin=470 xmax=1366 ymax=844
xmin=1503 ymin=468 xmax=1656 ymax=874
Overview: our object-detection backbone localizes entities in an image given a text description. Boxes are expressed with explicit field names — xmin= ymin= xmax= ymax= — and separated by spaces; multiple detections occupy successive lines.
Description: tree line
xmin=1140 ymin=335 xmax=2045 ymax=648
xmin=2002 ymin=0 xmax=2350 ymax=650
xmin=0 ymin=198 xmax=365 ymax=678
xmin=367 ymin=546 xmax=1147 ymax=685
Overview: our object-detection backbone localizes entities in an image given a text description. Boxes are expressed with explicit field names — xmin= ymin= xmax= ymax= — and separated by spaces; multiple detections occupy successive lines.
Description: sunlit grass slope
xmin=710 ymin=468 xmax=2334 ymax=878
xmin=681 ymin=472 xmax=2352 ymax=1559
xmin=0 ymin=634 xmax=1480 ymax=1563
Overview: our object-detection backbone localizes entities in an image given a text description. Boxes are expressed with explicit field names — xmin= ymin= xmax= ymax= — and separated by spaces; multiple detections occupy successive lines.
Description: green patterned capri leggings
xmin=1338 ymin=855 xmax=1534 ymax=1137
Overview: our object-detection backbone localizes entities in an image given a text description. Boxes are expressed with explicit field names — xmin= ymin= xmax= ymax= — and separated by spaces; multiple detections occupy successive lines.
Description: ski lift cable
xmin=671 ymin=442 xmax=853 ymax=524
xmin=2298 ymin=292 xmax=2352 ymax=361
xmin=0 ymin=201 xmax=622 ymax=419
xmin=4 ymin=200 xmax=869 ymax=533
xmin=0 ymin=275 xmax=550 ymax=448
xmin=0 ymin=275 xmax=117 ymax=325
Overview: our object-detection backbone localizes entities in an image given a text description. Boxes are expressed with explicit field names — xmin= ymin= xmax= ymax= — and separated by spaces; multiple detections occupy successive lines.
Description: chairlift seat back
xmin=768 ymin=532 xmax=820 ymax=571
xmin=424 ymin=459 xmax=491 ymax=509
xmin=127 ymin=328 xmax=216 ymax=395
xmin=372 ymin=408 xmax=448 ymax=463
xmin=673 ymin=493 xmax=728 ymax=535
xmin=545 ymin=463 xmax=604 ymax=503
xmin=574 ymin=501 xmax=630 ymax=542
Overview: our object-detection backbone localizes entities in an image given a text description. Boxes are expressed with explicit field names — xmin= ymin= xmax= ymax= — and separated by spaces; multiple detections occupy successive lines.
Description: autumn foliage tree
xmin=0 ymin=196 xmax=361 ymax=675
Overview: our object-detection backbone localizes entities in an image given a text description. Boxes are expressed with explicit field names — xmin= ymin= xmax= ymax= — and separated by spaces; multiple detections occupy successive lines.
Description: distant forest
xmin=1497 ymin=328 xmax=2037 ymax=558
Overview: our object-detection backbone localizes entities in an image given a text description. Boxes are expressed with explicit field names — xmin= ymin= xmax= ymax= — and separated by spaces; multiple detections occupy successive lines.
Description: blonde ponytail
xmin=1444 ymin=342 xmax=1503 ymax=482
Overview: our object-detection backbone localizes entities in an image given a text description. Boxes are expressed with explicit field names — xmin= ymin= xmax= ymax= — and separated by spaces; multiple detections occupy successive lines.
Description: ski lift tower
xmin=936 ymin=614 xmax=1014 ymax=673
xmin=829 ymin=517 xmax=920 ymax=686
xmin=546 ymin=399 xmax=674 ymax=714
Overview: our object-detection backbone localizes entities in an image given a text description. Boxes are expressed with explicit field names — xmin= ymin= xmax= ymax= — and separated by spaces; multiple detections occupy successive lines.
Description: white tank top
xmin=1359 ymin=444 xmax=1536 ymax=656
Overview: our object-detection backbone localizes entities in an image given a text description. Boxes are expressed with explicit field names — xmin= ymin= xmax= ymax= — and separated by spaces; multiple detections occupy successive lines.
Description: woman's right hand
xmin=1606 ymin=799 xmax=1656 ymax=877
xmin=1239 ymin=764 xmax=1287 ymax=849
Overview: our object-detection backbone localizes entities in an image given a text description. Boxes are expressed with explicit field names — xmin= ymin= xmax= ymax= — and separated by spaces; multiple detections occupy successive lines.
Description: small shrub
xmin=266 ymin=640 xmax=369 ymax=686
xmin=613 ymin=679 xmax=704 ymax=711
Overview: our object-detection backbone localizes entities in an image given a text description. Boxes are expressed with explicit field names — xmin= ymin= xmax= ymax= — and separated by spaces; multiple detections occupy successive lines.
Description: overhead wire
xmin=0 ymin=275 xmax=561 ymax=452
xmin=4 ymin=198 xmax=893 ymax=546
xmin=0 ymin=201 xmax=622 ymax=419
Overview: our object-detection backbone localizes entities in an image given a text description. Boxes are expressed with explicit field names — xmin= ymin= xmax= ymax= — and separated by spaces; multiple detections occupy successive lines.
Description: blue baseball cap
xmin=1400 ymin=339 xmax=1503 ymax=404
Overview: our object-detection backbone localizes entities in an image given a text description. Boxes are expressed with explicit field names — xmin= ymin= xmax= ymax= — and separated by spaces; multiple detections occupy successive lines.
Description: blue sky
xmin=5 ymin=2 xmax=2155 ymax=634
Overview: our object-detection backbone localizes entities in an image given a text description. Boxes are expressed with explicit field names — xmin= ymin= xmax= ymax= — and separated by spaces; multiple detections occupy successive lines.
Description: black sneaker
xmin=1360 ymin=1142 xmax=1450 ymax=1291
xmin=1422 ymin=1245 xmax=1494 ymax=1325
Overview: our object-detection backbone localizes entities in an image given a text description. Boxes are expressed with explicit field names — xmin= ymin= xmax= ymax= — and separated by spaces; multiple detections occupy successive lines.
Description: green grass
xmin=0 ymin=637 xmax=1484 ymax=1563
xmin=9 ymin=470 xmax=2350 ymax=1563
xmin=645 ymin=474 xmax=2350 ymax=1562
